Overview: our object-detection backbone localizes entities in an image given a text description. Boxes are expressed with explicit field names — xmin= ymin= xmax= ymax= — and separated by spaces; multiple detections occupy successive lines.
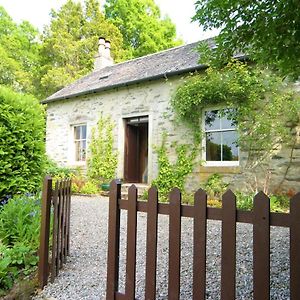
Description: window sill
xmin=199 ymin=165 xmax=241 ymax=174
xmin=68 ymin=161 xmax=86 ymax=168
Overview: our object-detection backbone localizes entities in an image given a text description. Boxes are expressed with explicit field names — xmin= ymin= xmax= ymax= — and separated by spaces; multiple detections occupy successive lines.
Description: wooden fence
xmin=38 ymin=176 xmax=72 ymax=288
xmin=106 ymin=180 xmax=300 ymax=300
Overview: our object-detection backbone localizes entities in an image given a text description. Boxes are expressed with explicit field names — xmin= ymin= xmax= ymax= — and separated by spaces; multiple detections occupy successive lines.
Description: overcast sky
xmin=0 ymin=0 xmax=219 ymax=43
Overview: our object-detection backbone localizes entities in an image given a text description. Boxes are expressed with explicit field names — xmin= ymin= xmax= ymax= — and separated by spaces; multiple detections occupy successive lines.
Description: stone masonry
xmin=46 ymin=76 xmax=300 ymax=194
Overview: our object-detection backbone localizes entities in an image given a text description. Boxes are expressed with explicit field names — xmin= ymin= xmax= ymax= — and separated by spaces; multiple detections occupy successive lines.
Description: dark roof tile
xmin=43 ymin=39 xmax=216 ymax=103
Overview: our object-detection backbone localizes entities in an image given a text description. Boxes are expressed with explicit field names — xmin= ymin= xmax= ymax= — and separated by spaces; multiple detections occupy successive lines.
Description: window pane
xmin=222 ymin=131 xmax=239 ymax=161
xmin=221 ymin=108 xmax=237 ymax=130
xmin=81 ymin=125 xmax=87 ymax=139
xmin=81 ymin=140 xmax=86 ymax=161
xmin=206 ymin=132 xmax=221 ymax=161
xmin=205 ymin=110 xmax=220 ymax=131
xmin=75 ymin=141 xmax=80 ymax=161
xmin=74 ymin=126 xmax=80 ymax=140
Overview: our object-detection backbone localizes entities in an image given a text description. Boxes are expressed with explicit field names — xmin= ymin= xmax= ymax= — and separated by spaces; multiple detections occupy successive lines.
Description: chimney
xmin=94 ymin=37 xmax=114 ymax=71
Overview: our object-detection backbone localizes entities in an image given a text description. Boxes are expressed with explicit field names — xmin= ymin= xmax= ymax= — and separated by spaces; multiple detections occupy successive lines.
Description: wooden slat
xmin=51 ymin=181 xmax=59 ymax=282
xmin=125 ymin=185 xmax=138 ymax=299
xmin=118 ymin=200 xmax=290 ymax=227
xmin=221 ymin=190 xmax=236 ymax=300
xmin=115 ymin=292 xmax=127 ymax=300
xmin=106 ymin=180 xmax=121 ymax=300
xmin=145 ymin=187 xmax=158 ymax=300
xmin=60 ymin=180 xmax=66 ymax=265
xmin=290 ymin=192 xmax=300 ymax=300
xmin=193 ymin=189 xmax=207 ymax=300
xmin=57 ymin=181 xmax=63 ymax=272
xmin=253 ymin=192 xmax=270 ymax=300
xmin=66 ymin=178 xmax=72 ymax=255
xmin=64 ymin=179 xmax=70 ymax=257
xmin=38 ymin=176 xmax=52 ymax=288
xmin=62 ymin=180 xmax=67 ymax=263
xmin=168 ymin=188 xmax=181 ymax=300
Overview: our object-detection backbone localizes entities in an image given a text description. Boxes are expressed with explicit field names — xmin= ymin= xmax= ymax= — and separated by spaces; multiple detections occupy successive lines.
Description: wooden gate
xmin=38 ymin=176 xmax=72 ymax=288
xmin=106 ymin=180 xmax=300 ymax=299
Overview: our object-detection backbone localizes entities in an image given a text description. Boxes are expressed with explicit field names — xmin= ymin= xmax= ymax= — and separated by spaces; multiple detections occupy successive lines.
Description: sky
xmin=0 ymin=0 xmax=219 ymax=43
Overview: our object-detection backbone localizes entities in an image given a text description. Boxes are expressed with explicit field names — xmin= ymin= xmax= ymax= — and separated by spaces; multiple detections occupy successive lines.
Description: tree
xmin=39 ymin=0 xmax=125 ymax=98
xmin=0 ymin=7 xmax=40 ymax=95
xmin=193 ymin=0 xmax=300 ymax=79
xmin=105 ymin=0 xmax=182 ymax=58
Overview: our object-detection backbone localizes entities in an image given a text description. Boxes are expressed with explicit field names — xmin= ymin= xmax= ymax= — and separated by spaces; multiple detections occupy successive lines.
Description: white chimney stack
xmin=94 ymin=37 xmax=114 ymax=71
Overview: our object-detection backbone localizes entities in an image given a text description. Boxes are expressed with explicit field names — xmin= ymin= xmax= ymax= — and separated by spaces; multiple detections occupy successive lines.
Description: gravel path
xmin=34 ymin=195 xmax=290 ymax=300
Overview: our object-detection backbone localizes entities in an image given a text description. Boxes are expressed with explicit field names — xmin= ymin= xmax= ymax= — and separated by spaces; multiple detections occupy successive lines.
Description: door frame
xmin=117 ymin=113 xmax=153 ymax=183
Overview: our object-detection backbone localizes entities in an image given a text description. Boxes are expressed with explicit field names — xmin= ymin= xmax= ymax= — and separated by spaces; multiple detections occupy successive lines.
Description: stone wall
xmin=45 ymin=76 xmax=300 ymax=194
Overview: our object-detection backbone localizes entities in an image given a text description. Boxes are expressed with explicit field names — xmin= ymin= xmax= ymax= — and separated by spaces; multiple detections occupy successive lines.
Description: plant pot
xmin=101 ymin=183 xmax=110 ymax=191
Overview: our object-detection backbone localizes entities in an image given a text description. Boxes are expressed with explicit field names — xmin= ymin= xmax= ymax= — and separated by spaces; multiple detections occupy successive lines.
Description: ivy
xmin=171 ymin=61 xmax=300 ymax=171
xmin=87 ymin=114 xmax=118 ymax=183
xmin=152 ymin=134 xmax=196 ymax=201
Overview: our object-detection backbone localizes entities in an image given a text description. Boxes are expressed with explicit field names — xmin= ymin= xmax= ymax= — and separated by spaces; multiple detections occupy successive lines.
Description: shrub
xmin=0 ymin=194 xmax=41 ymax=294
xmin=236 ymin=192 xmax=254 ymax=211
xmin=0 ymin=86 xmax=46 ymax=199
xmin=0 ymin=194 xmax=41 ymax=247
xmin=80 ymin=181 xmax=99 ymax=195
xmin=236 ymin=191 xmax=290 ymax=212
xmin=203 ymin=173 xmax=228 ymax=201
xmin=44 ymin=158 xmax=74 ymax=179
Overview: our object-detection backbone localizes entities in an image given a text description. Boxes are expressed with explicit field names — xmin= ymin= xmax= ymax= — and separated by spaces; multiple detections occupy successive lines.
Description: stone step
xmin=121 ymin=183 xmax=150 ymax=199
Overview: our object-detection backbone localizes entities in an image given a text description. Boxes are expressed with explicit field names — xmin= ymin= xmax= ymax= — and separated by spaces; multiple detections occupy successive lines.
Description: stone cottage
xmin=43 ymin=37 xmax=300 ymax=193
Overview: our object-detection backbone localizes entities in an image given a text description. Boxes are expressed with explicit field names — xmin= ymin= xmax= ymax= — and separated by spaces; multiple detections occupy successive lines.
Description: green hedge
xmin=0 ymin=86 xmax=45 ymax=198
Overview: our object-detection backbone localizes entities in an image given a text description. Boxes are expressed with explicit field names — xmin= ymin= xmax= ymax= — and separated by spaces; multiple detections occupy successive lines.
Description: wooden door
xmin=124 ymin=124 xmax=139 ymax=182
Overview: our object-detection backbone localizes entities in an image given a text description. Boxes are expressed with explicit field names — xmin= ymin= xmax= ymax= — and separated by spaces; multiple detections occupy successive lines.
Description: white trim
xmin=119 ymin=112 xmax=152 ymax=183
xmin=202 ymin=106 xmax=239 ymax=166
xmin=68 ymin=123 xmax=87 ymax=165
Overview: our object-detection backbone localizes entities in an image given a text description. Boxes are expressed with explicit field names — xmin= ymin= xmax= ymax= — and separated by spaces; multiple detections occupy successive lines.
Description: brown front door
xmin=124 ymin=117 xmax=148 ymax=183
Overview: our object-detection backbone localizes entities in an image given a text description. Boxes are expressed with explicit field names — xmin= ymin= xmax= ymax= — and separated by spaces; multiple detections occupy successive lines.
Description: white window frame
xmin=202 ymin=107 xmax=239 ymax=167
xmin=70 ymin=123 xmax=87 ymax=165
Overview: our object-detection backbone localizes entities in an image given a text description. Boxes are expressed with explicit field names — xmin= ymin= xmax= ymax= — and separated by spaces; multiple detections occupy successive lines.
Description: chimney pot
xmin=94 ymin=37 xmax=114 ymax=71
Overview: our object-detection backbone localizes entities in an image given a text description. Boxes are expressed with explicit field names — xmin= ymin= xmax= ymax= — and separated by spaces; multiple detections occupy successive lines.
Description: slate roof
xmin=43 ymin=40 xmax=209 ymax=103
xmin=43 ymin=38 xmax=245 ymax=103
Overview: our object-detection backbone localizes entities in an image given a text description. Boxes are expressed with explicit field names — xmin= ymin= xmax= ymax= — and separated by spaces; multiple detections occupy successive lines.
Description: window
xmin=203 ymin=108 xmax=239 ymax=166
xmin=73 ymin=124 xmax=87 ymax=162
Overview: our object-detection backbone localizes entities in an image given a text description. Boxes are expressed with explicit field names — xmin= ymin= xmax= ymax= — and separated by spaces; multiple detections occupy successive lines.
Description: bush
xmin=203 ymin=173 xmax=228 ymax=201
xmin=0 ymin=86 xmax=45 ymax=199
xmin=0 ymin=194 xmax=41 ymax=294
xmin=0 ymin=194 xmax=41 ymax=248
xmin=236 ymin=191 xmax=290 ymax=212
xmin=236 ymin=192 xmax=254 ymax=211
xmin=44 ymin=158 xmax=74 ymax=179
xmin=80 ymin=181 xmax=99 ymax=195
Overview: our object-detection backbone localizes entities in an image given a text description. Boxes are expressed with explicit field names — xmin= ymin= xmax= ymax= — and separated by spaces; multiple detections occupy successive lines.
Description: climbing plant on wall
xmin=152 ymin=133 xmax=197 ymax=200
xmin=171 ymin=61 xmax=300 ymax=191
xmin=87 ymin=114 xmax=118 ymax=183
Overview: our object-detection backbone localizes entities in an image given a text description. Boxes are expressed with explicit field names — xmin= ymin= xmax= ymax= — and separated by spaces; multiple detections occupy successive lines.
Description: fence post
xmin=145 ymin=187 xmax=159 ymax=300
xmin=193 ymin=189 xmax=207 ymax=300
xmin=290 ymin=192 xmax=300 ymax=300
xmin=168 ymin=188 xmax=181 ymax=300
xmin=221 ymin=190 xmax=236 ymax=300
xmin=125 ymin=185 xmax=138 ymax=299
xmin=253 ymin=191 xmax=270 ymax=300
xmin=106 ymin=180 xmax=121 ymax=300
xmin=38 ymin=176 xmax=53 ymax=289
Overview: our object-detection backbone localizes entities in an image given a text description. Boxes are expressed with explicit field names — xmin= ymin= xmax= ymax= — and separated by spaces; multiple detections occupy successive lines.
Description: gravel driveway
xmin=34 ymin=195 xmax=290 ymax=300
